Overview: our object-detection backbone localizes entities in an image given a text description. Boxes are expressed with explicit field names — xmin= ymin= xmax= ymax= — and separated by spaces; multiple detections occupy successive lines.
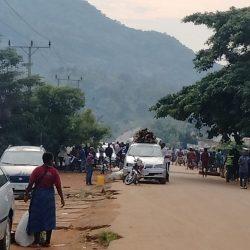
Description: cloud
xmin=88 ymin=0 xmax=250 ymax=19
xmin=87 ymin=0 xmax=250 ymax=51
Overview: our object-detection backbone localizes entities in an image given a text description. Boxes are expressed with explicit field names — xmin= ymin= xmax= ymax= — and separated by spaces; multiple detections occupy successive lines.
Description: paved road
xmin=109 ymin=166 xmax=250 ymax=250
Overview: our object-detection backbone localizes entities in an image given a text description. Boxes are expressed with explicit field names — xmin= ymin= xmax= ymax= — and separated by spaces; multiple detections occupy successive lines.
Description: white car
xmin=0 ymin=146 xmax=45 ymax=195
xmin=123 ymin=143 xmax=167 ymax=184
xmin=0 ymin=167 xmax=15 ymax=250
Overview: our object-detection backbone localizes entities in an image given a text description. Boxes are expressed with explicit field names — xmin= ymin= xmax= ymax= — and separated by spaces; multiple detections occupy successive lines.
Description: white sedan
xmin=0 ymin=146 xmax=44 ymax=195
xmin=0 ymin=168 xmax=15 ymax=250
xmin=123 ymin=143 xmax=167 ymax=184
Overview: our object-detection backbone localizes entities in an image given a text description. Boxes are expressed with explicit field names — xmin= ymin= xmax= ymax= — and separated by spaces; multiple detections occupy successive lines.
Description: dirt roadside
xmin=12 ymin=172 xmax=120 ymax=250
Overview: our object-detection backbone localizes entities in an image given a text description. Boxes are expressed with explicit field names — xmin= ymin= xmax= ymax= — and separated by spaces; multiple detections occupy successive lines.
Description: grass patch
xmin=98 ymin=231 xmax=121 ymax=247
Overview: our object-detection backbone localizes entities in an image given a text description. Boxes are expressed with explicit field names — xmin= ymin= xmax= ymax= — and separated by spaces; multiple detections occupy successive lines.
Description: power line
xmin=9 ymin=40 xmax=51 ymax=77
xmin=0 ymin=17 xmax=30 ymax=41
xmin=2 ymin=1 xmax=68 ymax=71
xmin=2 ymin=0 xmax=49 ymax=41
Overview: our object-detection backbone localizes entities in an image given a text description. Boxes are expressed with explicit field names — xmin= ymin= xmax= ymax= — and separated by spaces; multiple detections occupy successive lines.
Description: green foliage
xmin=0 ymin=47 xmax=109 ymax=154
xmin=152 ymin=7 xmax=250 ymax=144
xmin=70 ymin=109 xmax=111 ymax=147
xmin=29 ymin=85 xmax=85 ymax=152
xmin=183 ymin=7 xmax=250 ymax=72
xmin=98 ymin=231 xmax=121 ymax=247
xmin=149 ymin=118 xmax=198 ymax=147
xmin=0 ymin=48 xmax=44 ymax=152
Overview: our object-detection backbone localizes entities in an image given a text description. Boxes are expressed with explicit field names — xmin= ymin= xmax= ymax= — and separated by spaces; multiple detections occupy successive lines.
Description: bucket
xmin=97 ymin=175 xmax=105 ymax=186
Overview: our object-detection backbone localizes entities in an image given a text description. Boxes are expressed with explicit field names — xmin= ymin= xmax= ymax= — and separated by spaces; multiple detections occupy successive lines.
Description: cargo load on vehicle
xmin=133 ymin=128 xmax=157 ymax=144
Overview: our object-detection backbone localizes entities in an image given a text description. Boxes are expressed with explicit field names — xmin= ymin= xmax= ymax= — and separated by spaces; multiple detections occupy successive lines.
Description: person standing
xmin=105 ymin=143 xmax=113 ymax=167
xmin=225 ymin=149 xmax=234 ymax=182
xmin=24 ymin=152 xmax=65 ymax=247
xmin=98 ymin=145 xmax=105 ymax=165
xmin=161 ymin=143 xmax=171 ymax=182
xmin=79 ymin=145 xmax=86 ymax=173
xmin=195 ymin=149 xmax=201 ymax=168
xmin=86 ymin=148 xmax=95 ymax=185
xmin=232 ymin=148 xmax=240 ymax=181
xmin=114 ymin=141 xmax=120 ymax=155
xmin=238 ymin=151 xmax=250 ymax=189
xmin=201 ymin=148 xmax=209 ymax=178
xmin=215 ymin=150 xmax=224 ymax=172
xmin=187 ymin=148 xmax=197 ymax=169
xmin=58 ymin=146 xmax=67 ymax=170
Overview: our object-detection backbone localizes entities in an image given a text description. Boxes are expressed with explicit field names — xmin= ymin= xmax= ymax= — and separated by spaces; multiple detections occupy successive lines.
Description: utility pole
xmin=8 ymin=40 xmax=51 ymax=77
xmin=55 ymin=75 xmax=83 ymax=88
xmin=55 ymin=75 xmax=70 ymax=87
xmin=70 ymin=76 xmax=83 ymax=89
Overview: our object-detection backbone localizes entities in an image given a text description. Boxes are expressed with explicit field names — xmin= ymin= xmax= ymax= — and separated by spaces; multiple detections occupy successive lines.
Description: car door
xmin=0 ymin=169 xmax=10 ymax=240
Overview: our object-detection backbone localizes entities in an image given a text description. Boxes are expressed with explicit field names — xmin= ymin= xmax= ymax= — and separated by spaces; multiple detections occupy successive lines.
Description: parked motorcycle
xmin=124 ymin=158 xmax=144 ymax=185
xmin=68 ymin=155 xmax=82 ymax=172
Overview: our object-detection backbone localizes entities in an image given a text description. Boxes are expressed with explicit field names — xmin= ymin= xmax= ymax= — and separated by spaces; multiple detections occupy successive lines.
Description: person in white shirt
xmin=161 ymin=143 xmax=171 ymax=182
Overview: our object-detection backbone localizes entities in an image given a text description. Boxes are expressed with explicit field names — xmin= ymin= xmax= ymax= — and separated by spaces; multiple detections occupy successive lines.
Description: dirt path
xmin=12 ymin=172 xmax=119 ymax=250
xmin=109 ymin=165 xmax=250 ymax=250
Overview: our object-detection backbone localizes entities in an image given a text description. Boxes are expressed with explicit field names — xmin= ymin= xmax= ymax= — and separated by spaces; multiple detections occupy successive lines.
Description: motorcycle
xmin=124 ymin=158 xmax=144 ymax=185
xmin=68 ymin=155 xmax=82 ymax=172
xmin=177 ymin=156 xmax=185 ymax=166
xmin=98 ymin=157 xmax=110 ymax=174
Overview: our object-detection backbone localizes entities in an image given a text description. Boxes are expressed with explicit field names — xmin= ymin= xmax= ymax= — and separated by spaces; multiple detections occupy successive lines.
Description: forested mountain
xmin=0 ymin=0 xmax=203 ymax=135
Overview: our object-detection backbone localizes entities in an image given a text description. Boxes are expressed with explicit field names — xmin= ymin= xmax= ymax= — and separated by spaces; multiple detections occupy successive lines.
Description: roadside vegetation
xmin=151 ymin=7 xmax=250 ymax=144
xmin=98 ymin=231 xmax=121 ymax=247
xmin=0 ymin=47 xmax=110 ymax=154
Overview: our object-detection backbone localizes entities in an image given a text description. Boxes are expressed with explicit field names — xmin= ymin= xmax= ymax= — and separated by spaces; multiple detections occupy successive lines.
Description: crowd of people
xmin=160 ymin=144 xmax=250 ymax=189
xmin=56 ymin=142 xmax=129 ymax=185
xmin=22 ymin=143 xmax=249 ymax=247
xmin=57 ymin=142 xmax=250 ymax=189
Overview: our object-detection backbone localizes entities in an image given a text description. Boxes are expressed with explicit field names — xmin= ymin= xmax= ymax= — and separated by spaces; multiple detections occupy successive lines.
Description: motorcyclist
xmin=177 ymin=149 xmax=184 ymax=165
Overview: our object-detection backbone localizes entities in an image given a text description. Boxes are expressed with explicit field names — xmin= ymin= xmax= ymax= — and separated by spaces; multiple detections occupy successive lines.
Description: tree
xmin=30 ymin=85 xmax=85 ymax=153
xmin=70 ymin=109 xmax=110 ymax=147
xmin=149 ymin=118 xmax=198 ymax=147
xmin=151 ymin=7 xmax=250 ymax=144
xmin=0 ymin=48 xmax=43 ymax=152
xmin=0 ymin=46 xmax=110 ymax=154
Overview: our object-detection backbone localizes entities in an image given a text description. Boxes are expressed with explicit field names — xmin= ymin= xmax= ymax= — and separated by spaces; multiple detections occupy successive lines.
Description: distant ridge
xmin=0 ymin=0 xmax=203 ymax=135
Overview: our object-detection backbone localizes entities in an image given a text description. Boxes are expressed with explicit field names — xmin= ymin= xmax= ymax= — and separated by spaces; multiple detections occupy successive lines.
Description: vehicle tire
xmin=159 ymin=178 xmax=167 ymax=184
xmin=124 ymin=173 xmax=135 ymax=185
xmin=0 ymin=218 xmax=11 ymax=250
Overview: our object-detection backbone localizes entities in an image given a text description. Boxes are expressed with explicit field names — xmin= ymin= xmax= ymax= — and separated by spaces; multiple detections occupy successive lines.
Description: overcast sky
xmin=87 ymin=0 xmax=250 ymax=51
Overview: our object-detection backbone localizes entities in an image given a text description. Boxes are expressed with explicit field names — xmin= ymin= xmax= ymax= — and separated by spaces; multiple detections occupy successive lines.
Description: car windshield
xmin=0 ymin=151 xmax=43 ymax=166
xmin=128 ymin=145 xmax=162 ymax=157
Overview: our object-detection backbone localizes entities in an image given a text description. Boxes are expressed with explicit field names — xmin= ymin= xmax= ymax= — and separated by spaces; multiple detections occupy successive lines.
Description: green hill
xmin=0 ymin=0 xmax=203 ymax=135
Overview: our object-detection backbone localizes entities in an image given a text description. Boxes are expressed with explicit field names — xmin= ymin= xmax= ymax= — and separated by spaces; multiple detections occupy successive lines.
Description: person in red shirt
xmin=187 ymin=148 xmax=197 ymax=169
xmin=201 ymin=148 xmax=210 ymax=178
xmin=24 ymin=152 xmax=65 ymax=247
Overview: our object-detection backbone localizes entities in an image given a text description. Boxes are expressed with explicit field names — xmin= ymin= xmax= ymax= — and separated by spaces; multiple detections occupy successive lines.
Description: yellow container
xmin=97 ymin=175 xmax=105 ymax=186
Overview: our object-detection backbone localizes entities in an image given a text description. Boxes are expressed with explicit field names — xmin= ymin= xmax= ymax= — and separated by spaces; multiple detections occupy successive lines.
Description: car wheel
xmin=159 ymin=178 xmax=167 ymax=184
xmin=0 ymin=218 xmax=11 ymax=250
